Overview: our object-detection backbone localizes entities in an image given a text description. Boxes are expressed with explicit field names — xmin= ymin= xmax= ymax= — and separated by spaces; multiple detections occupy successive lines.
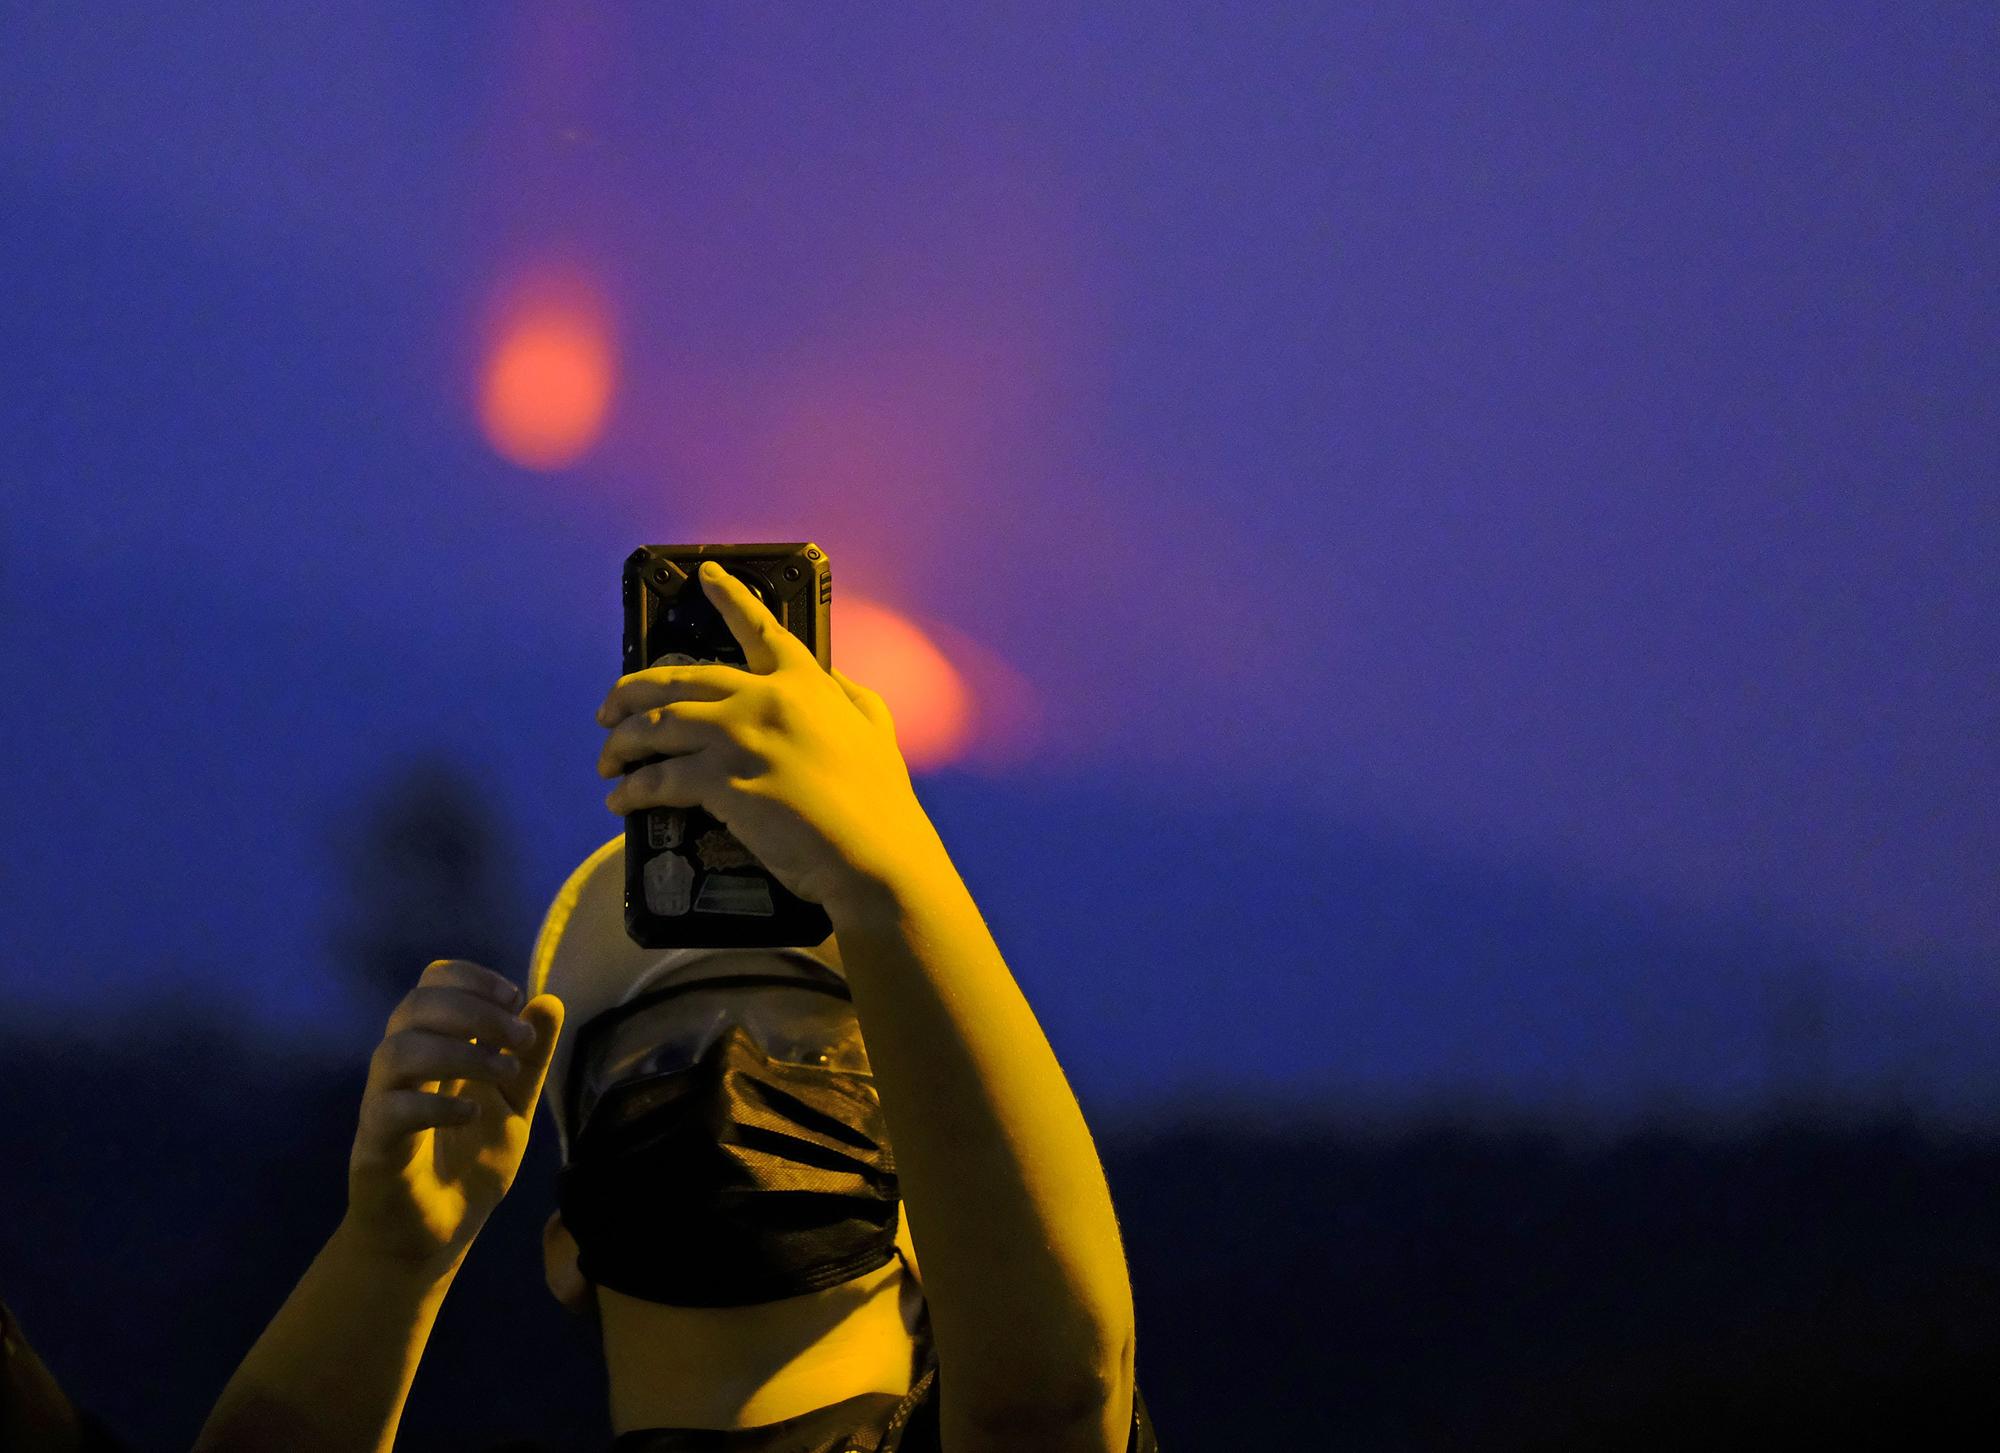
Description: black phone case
xmin=619 ymin=542 xmax=835 ymax=949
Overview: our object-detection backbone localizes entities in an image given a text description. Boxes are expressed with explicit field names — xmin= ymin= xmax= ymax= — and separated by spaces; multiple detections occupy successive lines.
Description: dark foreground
xmin=3 ymin=1031 xmax=1996 ymax=1450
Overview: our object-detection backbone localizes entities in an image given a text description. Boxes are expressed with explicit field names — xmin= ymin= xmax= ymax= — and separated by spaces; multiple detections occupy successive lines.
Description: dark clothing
xmin=600 ymin=1366 xmax=1158 ymax=1453
xmin=603 ymin=1385 xmax=911 ymax=1453
xmin=0 ymin=1298 xmax=130 ymax=1453
xmin=490 ymin=1353 xmax=1160 ymax=1453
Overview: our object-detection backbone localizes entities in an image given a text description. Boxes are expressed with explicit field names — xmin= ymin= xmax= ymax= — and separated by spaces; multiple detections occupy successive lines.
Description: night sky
xmin=1 ymin=4 xmax=1993 ymax=1124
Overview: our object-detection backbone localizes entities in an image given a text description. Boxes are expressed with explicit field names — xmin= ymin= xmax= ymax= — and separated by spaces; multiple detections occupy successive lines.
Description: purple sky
xmin=1 ymin=4 xmax=1993 ymax=1119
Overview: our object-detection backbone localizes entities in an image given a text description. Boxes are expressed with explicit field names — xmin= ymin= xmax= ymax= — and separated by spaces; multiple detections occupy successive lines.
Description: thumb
xmin=500 ymin=993 xmax=565 ymax=1117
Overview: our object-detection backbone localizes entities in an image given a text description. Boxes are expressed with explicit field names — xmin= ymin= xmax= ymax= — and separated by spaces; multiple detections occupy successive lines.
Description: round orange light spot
xmin=835 ymin=598 xmax=973 ymax=772
xmin=478 ymin=291 xmax=615 ymax=470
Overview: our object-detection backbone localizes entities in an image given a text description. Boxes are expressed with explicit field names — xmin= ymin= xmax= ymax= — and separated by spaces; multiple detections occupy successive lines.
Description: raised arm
xmin=194 ymin=961 xmax=561 ymax=1453
xmin=597 ymin=560 xmax=1134 ymax=1453
xmin=821 ymin=823 xmax=1136 ymax=1453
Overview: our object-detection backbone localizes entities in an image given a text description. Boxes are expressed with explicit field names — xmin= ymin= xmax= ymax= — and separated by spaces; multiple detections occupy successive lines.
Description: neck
xmin=598 ymin=1258 xmax=922 ymax=1432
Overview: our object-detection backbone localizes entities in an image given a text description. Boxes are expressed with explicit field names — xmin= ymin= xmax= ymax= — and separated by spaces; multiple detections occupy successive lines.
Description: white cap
xmin=526 ymin=833 xmax=845 ymax=1159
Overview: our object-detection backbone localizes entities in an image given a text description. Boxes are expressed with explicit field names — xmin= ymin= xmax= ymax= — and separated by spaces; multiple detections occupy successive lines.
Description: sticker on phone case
xmin=643 ymin=852 xmax=695 ymax=916
xmin=647 ymin=808 xmax=686 ymax=852
xmin=694 ymin=826 xmax=757 ymax=871
xmin=692 ymin=873 xmax=775 ymax=916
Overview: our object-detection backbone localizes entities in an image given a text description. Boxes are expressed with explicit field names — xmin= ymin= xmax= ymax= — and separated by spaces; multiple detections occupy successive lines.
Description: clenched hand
xmin=343 ymin=959 xmax=563 ymax=1268
xmin=596 ymin=558 xmax=942 ymax=914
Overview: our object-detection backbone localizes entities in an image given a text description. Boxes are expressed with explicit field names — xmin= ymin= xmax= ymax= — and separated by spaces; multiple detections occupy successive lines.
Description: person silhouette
xmin=197 ymin=561 xmax=1153 ymax=1452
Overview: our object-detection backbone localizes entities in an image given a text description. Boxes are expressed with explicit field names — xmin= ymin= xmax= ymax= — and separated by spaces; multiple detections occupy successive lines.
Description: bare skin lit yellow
xmin=195 ymin=560 xmax=1136 ymax=1453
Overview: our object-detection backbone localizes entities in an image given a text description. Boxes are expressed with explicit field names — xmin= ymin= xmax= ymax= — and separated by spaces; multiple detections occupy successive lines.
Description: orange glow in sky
xmin=834 ymin=597 xmax=975 ymax=772
xmin=477 ymin=275 xmax=616 ymax=470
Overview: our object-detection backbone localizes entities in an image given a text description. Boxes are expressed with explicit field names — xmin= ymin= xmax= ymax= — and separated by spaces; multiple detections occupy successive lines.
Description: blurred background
xmin=1 ymin=3 xmax=1995 ymax=1447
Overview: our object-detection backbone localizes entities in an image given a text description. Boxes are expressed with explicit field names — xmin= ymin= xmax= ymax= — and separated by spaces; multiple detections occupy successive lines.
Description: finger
xmin=415 ymin=959 xmax=524 ymax=1012
xmin=369 ymin=1028 xmax=522 ymax=1094
xmin=497 ymin=994 xmax=565 ymax=1117
xmin=696 ymin=560 xmax=812 ymax=675
xmin=357 ymin=1088 xmax=479 ymax=1152
xmin=829 ymin=667 xmax=896 ymax=736
xmin=387 ymin=985 xmax=538 ymax=1052
xmin=604 ymin=750 xmax=717 ymax=816
xmin=597 ymin=700 xmax=728 ymax=780
xmin=597 ymin=662 xmax=747 ymax=729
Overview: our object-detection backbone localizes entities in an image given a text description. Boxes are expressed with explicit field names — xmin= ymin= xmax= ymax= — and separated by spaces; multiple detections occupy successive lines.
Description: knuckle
xmin=380 ymin=1032 xmax=419 ymax=1075
xmin=722 ymin=755 xmax=766 ymax=793
xmin=734 ymin=738 xmax=771 ymax=776
xmin=603 ymin=728 xmax=642 ymax=773
xmin=406 ymin=1034 xmax=449 ymax=1075
xmin=416 ymin=989 xmax=473 ymax=1034
xmin=398 ymin=984 xmax=443 ymax=1019
xmin=716 ymin=730 xmax=766 ymax=777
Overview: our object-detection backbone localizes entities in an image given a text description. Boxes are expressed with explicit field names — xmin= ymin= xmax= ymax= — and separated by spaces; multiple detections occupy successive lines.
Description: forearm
xmin=193 ymin=1217 xmax=460 ymax=1453
xmin=826 ymin=819 xmax=1135 ymax=1416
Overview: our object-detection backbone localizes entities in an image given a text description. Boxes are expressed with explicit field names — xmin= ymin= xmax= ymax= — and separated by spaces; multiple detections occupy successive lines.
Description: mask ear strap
xmin=892 ymin=1241 xmax=937 ymax=1384
xmin=896 ymin=1243 xmax=934 ymax=1326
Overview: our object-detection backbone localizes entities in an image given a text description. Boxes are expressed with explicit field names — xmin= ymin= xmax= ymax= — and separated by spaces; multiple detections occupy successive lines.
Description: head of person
xmin=527 ymin=835 xmax=913 ymax=1329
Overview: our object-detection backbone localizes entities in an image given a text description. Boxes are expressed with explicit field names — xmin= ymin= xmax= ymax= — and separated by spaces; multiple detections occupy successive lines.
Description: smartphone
xmin=619 ymin=542 xmax=835 ymax=949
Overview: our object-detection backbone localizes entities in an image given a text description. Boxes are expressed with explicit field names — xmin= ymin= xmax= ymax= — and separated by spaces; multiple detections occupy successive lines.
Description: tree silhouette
xmin=1762 ymin=953 xmax=1831 ymax=1125
xmin=327 ymin=750 xmax=528 ymax=1018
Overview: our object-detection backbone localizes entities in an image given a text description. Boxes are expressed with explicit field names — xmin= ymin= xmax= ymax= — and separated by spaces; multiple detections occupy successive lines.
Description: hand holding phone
xmin=604 ymin=543 xmax=933 ymax=948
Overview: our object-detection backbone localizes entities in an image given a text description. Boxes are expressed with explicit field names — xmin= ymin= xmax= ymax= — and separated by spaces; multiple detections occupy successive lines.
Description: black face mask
xmin=557 ymin=1025 xmax=901 ymax=1307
